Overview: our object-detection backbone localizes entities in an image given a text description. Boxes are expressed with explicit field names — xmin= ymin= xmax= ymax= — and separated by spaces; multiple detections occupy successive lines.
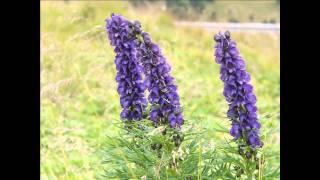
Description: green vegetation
xmin=130 ymin=0 xmax=280 ymax=23
xmin=41 ymin=1 xmax=279 ymax=179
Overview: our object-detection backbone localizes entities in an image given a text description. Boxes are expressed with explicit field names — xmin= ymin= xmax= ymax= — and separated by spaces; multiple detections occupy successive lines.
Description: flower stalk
xmin=106 ymin=13 xmax=147 ymax=121
xmin=213 ymin=31 xmax=263 ymax=156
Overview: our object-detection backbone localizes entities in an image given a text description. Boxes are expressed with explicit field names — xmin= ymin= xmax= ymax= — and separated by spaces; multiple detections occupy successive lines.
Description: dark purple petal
xmin=230 ymin=124 xmax=241 ymax=139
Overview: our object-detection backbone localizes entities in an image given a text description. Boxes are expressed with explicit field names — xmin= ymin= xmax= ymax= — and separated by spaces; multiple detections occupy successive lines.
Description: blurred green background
xmin=131 ymin=0 xmax=280 ymax=23
xmin=41 ymin=1 xmax=279 ymax=179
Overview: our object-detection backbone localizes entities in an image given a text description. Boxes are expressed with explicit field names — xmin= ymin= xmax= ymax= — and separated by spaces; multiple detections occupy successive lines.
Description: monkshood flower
xmin=137 ymin=32 xmax=183 ymax=128
xmin=213 ymin=31 xmax=262 ymax=149
xmin=105 ymin=13 xmax=147 ymax=121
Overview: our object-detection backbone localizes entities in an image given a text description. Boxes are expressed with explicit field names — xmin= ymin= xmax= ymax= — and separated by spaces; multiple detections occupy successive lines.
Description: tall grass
xmin=41 ymin=1 xmax=279 ymax=179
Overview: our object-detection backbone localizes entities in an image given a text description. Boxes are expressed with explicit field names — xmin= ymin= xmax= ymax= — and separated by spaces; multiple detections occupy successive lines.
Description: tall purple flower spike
xmin=137 ymin=32 xmax=184 ymax=128
xmin=105 ymin=13 xmax=147 ymax=121
xmin=213 ymin=31 xmax=262 ymax=149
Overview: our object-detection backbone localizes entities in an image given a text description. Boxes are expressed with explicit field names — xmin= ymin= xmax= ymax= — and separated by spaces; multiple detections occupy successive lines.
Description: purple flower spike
xmin=106 ymin=13 xmax=147 ymax=121
xmin=213 ymin=31 xmax=262 ymax=149
xmin=137 ymin=32 xmax=184 ymax=128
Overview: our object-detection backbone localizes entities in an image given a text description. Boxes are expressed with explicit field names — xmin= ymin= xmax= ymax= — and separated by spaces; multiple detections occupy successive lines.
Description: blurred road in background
xmin=175 ymin=21 xmax=280 ymax=33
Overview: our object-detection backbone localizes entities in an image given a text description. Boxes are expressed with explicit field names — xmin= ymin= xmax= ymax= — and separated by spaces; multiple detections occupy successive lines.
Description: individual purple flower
xmin=213 ymin=31 xmax=262 ymax=149
xmin=137 ymin=32 xmax=183 ymax=128
xmin=105 ymin=13 xmax=147 ymax=121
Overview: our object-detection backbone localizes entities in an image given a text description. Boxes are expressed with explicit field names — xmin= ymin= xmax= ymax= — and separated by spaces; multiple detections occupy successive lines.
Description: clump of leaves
xmin=101 ymin=120 xmax=279 ymax=179
xmin=101 ymin=120 xmax=211 ymax=179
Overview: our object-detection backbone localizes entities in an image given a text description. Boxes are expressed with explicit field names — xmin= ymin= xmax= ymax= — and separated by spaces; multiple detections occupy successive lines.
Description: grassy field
xmin=198 ymin=1 xmax=280 ymax=22
xmin=41 ymin=1 xmax=280 ymax=179
xmin=131 ymin=1 xmax=280 ymax=23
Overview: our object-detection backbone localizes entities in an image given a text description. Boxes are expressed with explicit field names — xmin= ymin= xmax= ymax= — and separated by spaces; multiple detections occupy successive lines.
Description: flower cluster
xmin=105 ymin=13 xmax=147 ymax=121
xmin=213 ymin=31 xmax=262 ymax=149
xmin=137 ymin=32 xmax=184 ymax=128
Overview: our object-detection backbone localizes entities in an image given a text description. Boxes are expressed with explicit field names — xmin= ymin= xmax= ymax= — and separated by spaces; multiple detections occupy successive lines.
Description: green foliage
xmin=102 ymin=121 xmax=197 ymax=179
xmin=101 ymin=121 xmax=279 ymax=179
xmin=127 ymin=0 xmax=280 ymax=23
xmin=165 ymin=0 xmax=213 ymax=13
xmin=165 ymin=0 xmax=213 ymax=20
